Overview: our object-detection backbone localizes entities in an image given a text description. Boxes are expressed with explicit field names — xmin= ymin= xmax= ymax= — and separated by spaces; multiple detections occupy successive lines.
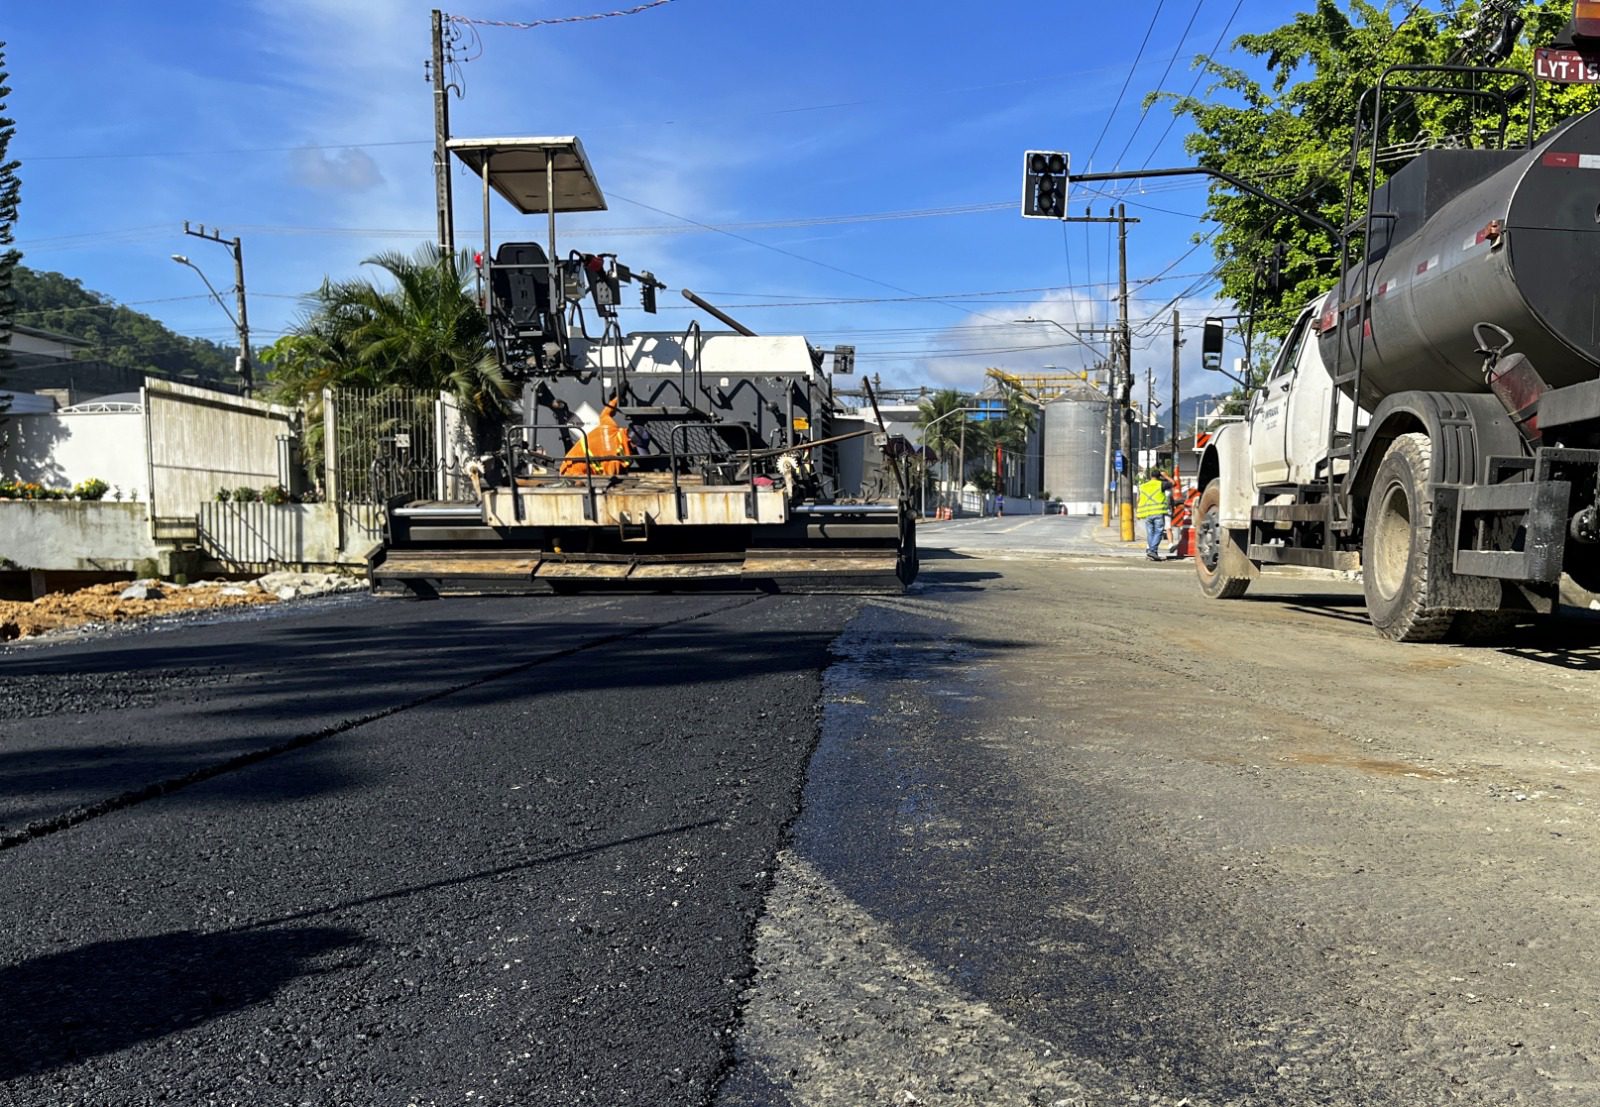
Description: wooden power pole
xmin=431 ymin=9 xmax=455 ymax=256
xmin=1171 ymin=308 xmax=1182 ymax=486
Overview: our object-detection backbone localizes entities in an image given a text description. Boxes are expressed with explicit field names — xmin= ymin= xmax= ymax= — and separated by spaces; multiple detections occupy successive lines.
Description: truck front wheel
xmin=1362 ymin=432 xmax=1454 ymax=642
xmin=1195 ymin=481 xmax=1253 ymax=599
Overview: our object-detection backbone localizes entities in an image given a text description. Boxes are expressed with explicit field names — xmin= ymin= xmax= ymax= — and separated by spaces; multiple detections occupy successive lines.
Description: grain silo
xmin=1042 ymin=384 xmax=1109 ymax=515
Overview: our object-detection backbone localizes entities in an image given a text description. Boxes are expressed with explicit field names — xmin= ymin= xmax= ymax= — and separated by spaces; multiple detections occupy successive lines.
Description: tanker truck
xmin=1183 ymin=73 xmax=1600 ymax=641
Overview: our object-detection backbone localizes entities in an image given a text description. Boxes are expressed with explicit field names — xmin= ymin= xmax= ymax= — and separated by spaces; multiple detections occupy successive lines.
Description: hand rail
xmin=668 ymin=422 xmax=758 ymax=521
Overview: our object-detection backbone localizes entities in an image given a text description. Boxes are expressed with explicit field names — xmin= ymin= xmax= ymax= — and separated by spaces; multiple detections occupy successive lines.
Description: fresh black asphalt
xmin=0 ymin=591 xmax=857 ymax=1105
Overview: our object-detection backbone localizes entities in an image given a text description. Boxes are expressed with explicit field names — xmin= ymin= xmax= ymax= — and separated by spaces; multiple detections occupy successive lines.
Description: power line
xmin=1110 ymin=0 xmax=1207 ymax=169
xmin=1137 ymin=0 xmax=1245 ymax=170
xmin=448 ymin=1 xmax=677 ymax=29
xmin=1084 ymin=0 xmax=1168 ymax=169
xmin=24 ymin=139 xmax=430 ymax=163
xmin=670 ymin=271 xmax=1212 ymax=307
xmin=606 ymin=190 xmax=1017 ymax=327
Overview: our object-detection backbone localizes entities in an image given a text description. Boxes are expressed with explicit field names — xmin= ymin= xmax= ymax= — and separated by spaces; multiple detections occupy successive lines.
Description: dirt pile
xmin=0 ymin=579 xmax=287 ymax=641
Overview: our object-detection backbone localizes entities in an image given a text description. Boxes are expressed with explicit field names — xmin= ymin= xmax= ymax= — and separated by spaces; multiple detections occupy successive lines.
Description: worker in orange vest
xmin=560 ymin=397 xmax=632 ymax=478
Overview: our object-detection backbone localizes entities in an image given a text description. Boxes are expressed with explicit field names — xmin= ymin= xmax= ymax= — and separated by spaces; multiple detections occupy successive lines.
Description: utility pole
xmin=430 ymin=9 xmax=455 ymax=255
xmin=1102 ymin=358 xmax=1115 ymax=526
xmin=957 ymin=414 xmax=967 ymax=518
xmin=1051 ymin=209 xmax=1138 ymax=527
xmin=1171 ymin=309 xmax=1182 ymax=487
xmin=1117 ymin=202 xmax=1135 ymax=542
xmin=1146 ymin=366 xmax=1156 ymax=468
xmin=181 ymin=222 xmax=253 ymax=397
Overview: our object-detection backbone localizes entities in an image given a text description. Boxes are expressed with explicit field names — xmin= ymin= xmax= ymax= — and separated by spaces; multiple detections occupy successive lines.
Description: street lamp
xmin=171 ymin=254 xmax=235 ymax=325
xmin=1012 ymin=316 xmax=1107 ymax=358
xmin=919 ymin=406 xmax=979 ymax=519
xmin=172 ymin=226 xmax=254 ymax=396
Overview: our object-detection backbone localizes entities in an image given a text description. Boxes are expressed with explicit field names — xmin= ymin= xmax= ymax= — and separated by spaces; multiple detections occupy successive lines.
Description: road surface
xmin=5 ymin=534 xmax=1600 ymax=1105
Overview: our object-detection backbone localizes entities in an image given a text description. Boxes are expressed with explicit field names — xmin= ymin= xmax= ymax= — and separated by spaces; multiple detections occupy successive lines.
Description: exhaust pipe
xmin=681 ymin=289 xmax=758 ymax=337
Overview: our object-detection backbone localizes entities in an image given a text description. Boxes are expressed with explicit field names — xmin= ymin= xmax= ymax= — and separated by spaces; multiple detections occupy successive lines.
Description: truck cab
xmin=1248 ymin=296 xmax=1366 ymax=489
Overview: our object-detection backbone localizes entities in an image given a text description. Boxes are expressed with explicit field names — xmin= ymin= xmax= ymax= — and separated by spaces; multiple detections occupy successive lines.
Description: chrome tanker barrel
xmin=1320 ymin=106 xmax=1600 ymax=405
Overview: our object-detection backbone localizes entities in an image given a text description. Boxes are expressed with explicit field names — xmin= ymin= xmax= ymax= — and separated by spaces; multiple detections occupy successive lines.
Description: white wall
xmin=146 ymin=380 xmax=295 ymax=517
xmin=0 ymin=502 xmax=159 ymax=572
xmin=2 ymin=409 xmax=150 ymax=500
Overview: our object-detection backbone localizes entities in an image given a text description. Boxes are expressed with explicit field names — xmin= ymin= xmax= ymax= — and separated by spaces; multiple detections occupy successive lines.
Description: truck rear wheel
xmin=1362 ymin=432 xmax=1454 ymax=642
xmin=1195 ymin=481 xmax=1253 ymax=599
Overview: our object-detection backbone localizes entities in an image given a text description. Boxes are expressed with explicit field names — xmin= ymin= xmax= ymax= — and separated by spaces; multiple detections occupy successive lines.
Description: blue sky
xmin=6 ymin=0 xmax=1318 ymax=399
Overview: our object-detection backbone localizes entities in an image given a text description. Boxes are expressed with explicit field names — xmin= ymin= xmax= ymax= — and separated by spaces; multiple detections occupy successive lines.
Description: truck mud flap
xmin=1443 ymin=481 xmax=1569 ymax=585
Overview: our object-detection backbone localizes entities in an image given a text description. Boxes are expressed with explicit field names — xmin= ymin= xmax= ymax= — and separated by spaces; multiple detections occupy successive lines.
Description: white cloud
xmin=290 ymin=146 xmax=385 ymax=192
xmin=891 ymin=285 xmax=1252 ymax=403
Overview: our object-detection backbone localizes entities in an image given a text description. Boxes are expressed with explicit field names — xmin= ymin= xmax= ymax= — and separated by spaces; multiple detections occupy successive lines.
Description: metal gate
xmin=330 ymin=387 xmax=456 ymax=546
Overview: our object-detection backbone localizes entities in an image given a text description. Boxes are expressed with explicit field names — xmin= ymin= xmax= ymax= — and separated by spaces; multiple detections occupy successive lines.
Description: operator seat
xmin=489 ymin=242 xmax=557 ymax=368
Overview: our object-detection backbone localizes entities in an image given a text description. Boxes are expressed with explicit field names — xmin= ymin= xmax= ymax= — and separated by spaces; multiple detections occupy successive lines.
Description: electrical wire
xmin=1110 ymin=0 xmax=1207 ymax=169
xmin=605 ymin=190 xmax=1017 ymax=327
xmin=1084 ymin=0 xmax=1168 ymax=170
xmin=447 ymin=2 xmax=677 ymax=29
xmin=1137 ymin=0 xmax=1245 ymax=170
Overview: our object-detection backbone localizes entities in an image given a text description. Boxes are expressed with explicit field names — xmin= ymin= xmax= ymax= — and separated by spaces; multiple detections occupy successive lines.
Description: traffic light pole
xmin=1171 ymin=309 xmax=1182 ymax=488
xmin=1117 ymin=203 xmax=1136 ymax=543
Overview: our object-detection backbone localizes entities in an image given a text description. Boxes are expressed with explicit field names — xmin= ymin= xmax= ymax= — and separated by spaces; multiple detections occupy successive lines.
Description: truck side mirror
xmin=1201 ymin=318 xmax=1225 ymax=371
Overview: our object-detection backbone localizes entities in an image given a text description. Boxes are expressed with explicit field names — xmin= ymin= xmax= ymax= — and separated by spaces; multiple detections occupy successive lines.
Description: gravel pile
xmin=0 ymin=573 xmax=368 ymax=642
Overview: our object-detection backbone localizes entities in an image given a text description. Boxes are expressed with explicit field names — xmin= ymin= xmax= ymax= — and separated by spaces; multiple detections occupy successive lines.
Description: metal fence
xmin=328 ymin=387 xmax=476 ymax=545
xmin=197 ymin=502 xmax=326 ymax=571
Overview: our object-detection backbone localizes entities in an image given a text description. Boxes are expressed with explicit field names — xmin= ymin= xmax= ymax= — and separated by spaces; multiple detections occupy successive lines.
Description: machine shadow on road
xmin=0 ymin=925 xmax=367 ymax=1080
xmin=1492 ymin=607 xmax=1600 ymax=669
xmin=1238 ymin=590 xmax=1371 ymax=627
xmin=912 ymin=548 xmax=1005 ymax=594
xmin=0 ymin=601 xmax=1031 ymax=833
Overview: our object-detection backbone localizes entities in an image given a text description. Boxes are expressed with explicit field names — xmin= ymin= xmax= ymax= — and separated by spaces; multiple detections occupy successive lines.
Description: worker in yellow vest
xmin=1135 ymin=468 xmax=1174 ymax=562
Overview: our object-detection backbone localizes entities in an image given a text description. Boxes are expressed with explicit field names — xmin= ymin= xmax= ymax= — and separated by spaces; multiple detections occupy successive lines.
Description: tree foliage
xmin=262 ymin=244 xmax=509 ymax=418
xmin=10 ymin=266 xmax=241 ymax=382
xmin=0 ymin=40 xmax=20 ymax=419
xmin=1156 ymin=1 xmax=1600 ymax=345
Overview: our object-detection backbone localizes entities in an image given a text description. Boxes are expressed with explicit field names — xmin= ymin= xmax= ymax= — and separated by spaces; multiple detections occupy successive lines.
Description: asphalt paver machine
xmin=370 ymin=135 xmax=917 ymax=596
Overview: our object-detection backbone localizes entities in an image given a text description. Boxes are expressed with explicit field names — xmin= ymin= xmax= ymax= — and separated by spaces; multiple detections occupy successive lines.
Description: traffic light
xmin=1264 ymin=243 xmax=1288 ymax=295
xmin=1022 ymin=150 xmax=1069 ymax=219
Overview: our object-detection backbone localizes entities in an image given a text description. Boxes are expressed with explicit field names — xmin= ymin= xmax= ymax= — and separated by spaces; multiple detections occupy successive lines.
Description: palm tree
xmin=264 ymin=244 xmax=510 ymax=416
xmin=986 ymin=380 xmax=1039 ymax=495
xmin=916 ymin=388 xmax=969 ymax=511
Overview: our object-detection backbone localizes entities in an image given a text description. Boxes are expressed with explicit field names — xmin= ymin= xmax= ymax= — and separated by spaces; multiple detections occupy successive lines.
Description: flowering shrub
xmin=72 ymin=478 xmax=110 ymax=501
xmin=0 ymin=479 xmax=67 ymax=501
xmin=259 ymin=484 xmax=291 ymax=506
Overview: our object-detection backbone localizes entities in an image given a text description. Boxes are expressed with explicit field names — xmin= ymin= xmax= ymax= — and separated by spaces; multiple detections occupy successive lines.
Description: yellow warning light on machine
xmin=793 ymin=417 xmax=811 ymax=431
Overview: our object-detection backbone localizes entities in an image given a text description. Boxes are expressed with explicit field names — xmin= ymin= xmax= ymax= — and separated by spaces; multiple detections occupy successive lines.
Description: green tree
xmin=915 ymin=388 xmax=970 ymax=507
xmin=986 ymin=379 xmax=1039 ymax=463
xmin=1156 ymin=0 xmax=1600 ymax=348
xmin=11 ymin=265 xmax=240 ymax=383
xmin=263 ymin=244 xmax=508 ymax=416
xmin=0 ymin=41 xmax=20 ymax=429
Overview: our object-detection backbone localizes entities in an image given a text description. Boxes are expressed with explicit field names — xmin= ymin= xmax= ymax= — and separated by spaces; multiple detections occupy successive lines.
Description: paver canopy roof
xmin=447 ymin=136 xmax=606 ymax=214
